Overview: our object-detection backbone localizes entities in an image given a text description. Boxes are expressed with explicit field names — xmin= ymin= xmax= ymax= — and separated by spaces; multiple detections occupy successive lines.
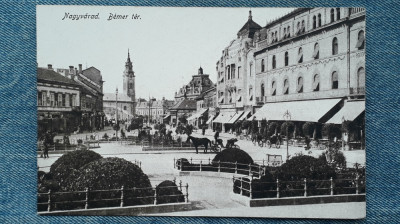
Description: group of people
xmin=38 ymin=131 xmax=54 ymax=159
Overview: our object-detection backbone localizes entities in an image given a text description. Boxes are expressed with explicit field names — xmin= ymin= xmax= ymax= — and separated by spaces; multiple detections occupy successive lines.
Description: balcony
xmin=219 ymin=103 xmax=236 ymax=109
xmin=266 ymin=88 xmax=349 ymax=103
xmin=256 ymin=96 xmax=267 ymax=104
xmin=349 ymin=87 xmax=365 ymax=96
xmin=350 ymin=7 xmax=365 ymax=15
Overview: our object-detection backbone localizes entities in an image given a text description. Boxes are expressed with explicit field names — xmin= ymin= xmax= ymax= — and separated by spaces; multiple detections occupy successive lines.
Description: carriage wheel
xmin=267 ymin=140 xmax=272 ymax=148
xmin=276 ymin=140 xmax=281 ymax=149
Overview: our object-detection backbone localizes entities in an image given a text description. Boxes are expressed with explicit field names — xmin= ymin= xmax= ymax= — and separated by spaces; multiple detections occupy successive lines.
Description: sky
xmin=37 ymin=6 xmax=295 ymax=100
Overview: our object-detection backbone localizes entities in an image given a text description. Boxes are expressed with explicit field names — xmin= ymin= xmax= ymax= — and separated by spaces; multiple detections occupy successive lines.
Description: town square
xmin=36 ymin=6 xmax=365 ymax=218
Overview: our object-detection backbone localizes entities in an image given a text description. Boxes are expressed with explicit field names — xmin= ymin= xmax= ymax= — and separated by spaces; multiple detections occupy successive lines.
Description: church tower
xmin=123 ymin=49 xmax=136 ymax=114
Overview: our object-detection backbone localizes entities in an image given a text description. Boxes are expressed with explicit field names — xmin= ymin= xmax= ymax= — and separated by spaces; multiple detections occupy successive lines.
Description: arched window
xmin=297 ymin=76 xmax=304 ymax=93
xmin=336 ymin=8 xmax=341 ymax=20
xmin=332 ymin=37 xmax=338 ymax=55
xmin=356 ymin=30 xmax=365 ymax=49
xmin=287 ymin=26 xmax=290 ymax=38
xmin=297 ymin=22 xmax=301 ymax=34
xmin=283 ymin=79 xmax=289 ymax=95
xmin=124 ymin=106 xmax=127 ymax=110
xmin=249 ymin=63 xmax=253 ymax=76
xmin=332 ymin=71 xmax=339 ymax=89
xmin=313 ymin=43 xmax=320 ymax=59
xmin=284 ymin=52 xmax=289 ymax=66
xmin=271 ymin=81 xmax=277 ymax=96
xmin=249 ymin=86 xmax=253 ymax=101
xmin=330 ymin=8 xmax=335 ymax=22
xmin=272 ymin=55 xmax=276 ymax=69
xmin=283 ymin=27 xmax=287 ymax=38
xmin=261 ymin=59 xmax=265 ymax=72
xmin=357 ymin=67 xmax=365 ymax=88
xmin=313 ymin=74 xmax=320 ymax=91
xmin=275 ymin=31 xmax=278 ymax=41
xmin=313 ymin=16 xmax=317 ymax=29
xmin=298 ymin=47 xmax=303 ymax=63
xmin=318 ymin=14 xmax=321 ymax=27
xmin=271 ymin=33 xmax=275 ymax=43
xmin=227 ymin=65 xmax=231 ymax=79
xmin=301 ymin=20 xmax=305 ymax=32
xmin=261 ymin=83 xmax=265 ymax=97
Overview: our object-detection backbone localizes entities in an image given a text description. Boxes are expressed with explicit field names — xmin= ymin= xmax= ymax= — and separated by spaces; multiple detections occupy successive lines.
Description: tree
xmin=129 ymin=116 xmax=144 ymax=131
xmin=251 ymin=120 xmax=258 ymax=134
xmin=184 ymin=124 xmax=194 ymax=135
xmin=268 ymin=122 xmax=278 ymax=136
xmin=260 ymin=119 xmax=268 ymax=136
xmin=280 ymin=121 xmax=295 ymax=137
xmin=302 ymin=122 xmax=315 ymax=138
xmin=178 ymin=114 xmax=188 ymax=124
xmin=322 ymin=123 xmax=341 ymax=141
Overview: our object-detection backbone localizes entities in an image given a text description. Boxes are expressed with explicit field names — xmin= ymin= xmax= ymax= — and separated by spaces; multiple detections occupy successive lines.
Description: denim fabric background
xmin=0 ymin=0 xmax=398 ymax=223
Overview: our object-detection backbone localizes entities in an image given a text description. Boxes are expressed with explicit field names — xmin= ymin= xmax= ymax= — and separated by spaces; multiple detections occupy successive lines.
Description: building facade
xmin=174 ymin=67 xmax=214 ymax=102
xmin=135 ymin=97 xmax=175 ymax=124
xmin=214 ymin=8 xmax=365 ymax=145
xmin=103 ymin=51 xmax=136 ymax=122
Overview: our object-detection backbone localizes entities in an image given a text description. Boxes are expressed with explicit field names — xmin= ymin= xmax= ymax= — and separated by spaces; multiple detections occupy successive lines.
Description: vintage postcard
xmin=36 ymin=6 xmax=366 ymax=218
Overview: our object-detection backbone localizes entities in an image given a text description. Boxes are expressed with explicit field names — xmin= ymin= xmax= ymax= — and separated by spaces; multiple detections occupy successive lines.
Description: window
xmin=356 ymin=30 xmax=365 ymax=49
xmin=336 ymin=8 xmax=341 ymax=20
xmin=38 ymin=92 xmax=42 ymax=106
xmin=124 ymin=106 xmax=127 ymax=110
xmin=261 ymin=83 xmax=265 ymax=97
xmin=318 ymin=14 xmax=321 ymax=27
xmin=42 ymin=92 xmax=47 ymax=106
xmin=298 ymin=47 xmax=303 ymax=63
xmin=238 ymin=66 xmax=241 ymax=79
xmin=249 ymin=63 xmax=253 ymax=76
xmin=227 ymin=66 xmax=230 ymax=79
xmin=287 ymin=26 xmax=290 ymax=38
xmin=65 ymin=94 xmax=70 ymax=107
xmin=283 ymin=28 xmax=287 ymax=38
xmin=301 ymin=20 xmax=305 ymax=33
xmin=71 ymin=95 xmax=76 ymax=107
xmin=330 ymin=8 xmax=335 ymax=22
xmin=231 ymin=65 xmax=235 ymax=79
xmin=50 ymin=93 xmax=55 ymax=107
xmin=332 ymin=37 xmax=338 ymax=55
xmin=249 ymin=87 xmax=253 ymax=101
xmin=297 ymin=76 xmax=303 ymax=93
xmin=271 ymin=81 xmax=276 ymax=96
xmin=272 ymin=55 xmax=276 ymax=69
xmin=284 ymin=52 xmax=289 ymax=66
xmin=271 ymin=33 xmax=275 ymax=43
xmin=129 ymin=83 xmax=133 ymax=89
xmin=313 ymin=43 xmax=319 ymax=59
xmin=58 ymin=94 xmax=62 ymax=107
xmin=297 ymin=22 xmax=301 ymax=34
xmin=313 ymin=16 xmax=316 ymax=29
xmin=332 ymin=71 xmax=339 ymax=89
xmin=313 ymin=74 xmax=320 ymax=91
xmin=275 ymin=31 xmax=278 ymax=41
xmin=62 ymin=94 xmax=66 ymax=107
xmin=283 ymin=79 xmax=289 ymax=95
xmin=357 ymin=67 xmax=365 ymax=88
xmin=261 ymin=59 xmax=265 ymax=72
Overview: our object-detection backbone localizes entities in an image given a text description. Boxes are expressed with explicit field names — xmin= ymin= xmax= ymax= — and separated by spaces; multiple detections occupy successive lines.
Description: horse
xmin=186 ymin=135 xmax=211 ymax=154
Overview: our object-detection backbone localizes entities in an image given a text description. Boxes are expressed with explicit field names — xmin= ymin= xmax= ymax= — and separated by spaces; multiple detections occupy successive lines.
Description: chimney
xmin=47 ymin=64 xmax=53 ymax=70
xmin=69 ymin=66 xmax=75 ymax=80
xmin=78 ymin=64 xmax=82 ymax=74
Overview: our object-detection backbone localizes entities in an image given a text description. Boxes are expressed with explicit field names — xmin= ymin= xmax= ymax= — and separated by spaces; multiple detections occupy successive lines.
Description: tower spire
xmin=127 ymin=49 xmax=131 ymax=62
xmin=249 ymin=9 xmax=252 ymax=20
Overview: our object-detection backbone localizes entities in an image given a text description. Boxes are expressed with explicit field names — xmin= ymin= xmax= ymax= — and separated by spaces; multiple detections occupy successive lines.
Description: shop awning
xmin=239 ymin=111 xmax=251 ymax=120
xmin=251 ymin=98 xmax=342 ymax=122
xmin=187 ymin=108 xmax=208 ymax=121
xmin=225 ymin=111 xmax=244 ymax=124
xmin=213 ymin=112 xmax=235 ymax=124
xmin=326 ymin=100 xmax=365 ymax=124
xmin=205 ymin=116 xmax=215 ymax=124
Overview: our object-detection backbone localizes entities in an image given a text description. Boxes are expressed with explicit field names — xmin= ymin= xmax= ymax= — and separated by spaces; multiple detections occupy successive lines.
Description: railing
xmin=266 ymin=88 xmax=348 ymax=103
xmin=256 ymin=96 xmax=267 ymax=104
xmin=350 ymin=8 xmax=365 ymax=15
xmin=37 ymin=180 xmax=189 ymax=212
xmin=232 ymin=176 xmax=365 ymax=199
xmin=174 ymin=158 xmax=269 ymax=178
xmin=349 ymin=87 xmax=365 ymax=95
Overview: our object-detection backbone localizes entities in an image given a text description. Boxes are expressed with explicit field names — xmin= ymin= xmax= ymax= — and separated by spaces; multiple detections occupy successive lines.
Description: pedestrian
xmin=202 ymin=125 xmax=206 ymax=135
xmin=43 ymin=131 xmax=52 ymax=159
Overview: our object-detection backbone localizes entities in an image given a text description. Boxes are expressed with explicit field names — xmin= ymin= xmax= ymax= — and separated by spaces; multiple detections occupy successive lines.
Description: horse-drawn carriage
xmin=258 ymin=134 xmax=282 ymax=148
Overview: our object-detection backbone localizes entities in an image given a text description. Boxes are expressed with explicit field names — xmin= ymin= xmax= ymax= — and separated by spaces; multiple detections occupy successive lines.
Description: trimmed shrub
xmin=302 ymin=122 xmax=315 ymax=137
xmin=61 ymin=157 xmax=153 ymax=209
xmin=50 ymin=150 xmax=102 ymax=186
xmin=212 ymin=148 xmax=254 ymax=170
xmin=268 ymin=122 xmax=278 ymax=135
xmin=322 ymin=123 xmax=341 ymax=140
xmin=175 ymin=158 xmax=190 ymax=170
xmin=155 ymin=180 xmax=185 ymax=204
xmin=280 ymin=121 xmax=295 ymax=136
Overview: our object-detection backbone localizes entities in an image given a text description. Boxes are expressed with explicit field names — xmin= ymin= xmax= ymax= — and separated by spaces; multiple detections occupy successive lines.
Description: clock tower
xmin=123 ymin=49 xmax=136 ymax=114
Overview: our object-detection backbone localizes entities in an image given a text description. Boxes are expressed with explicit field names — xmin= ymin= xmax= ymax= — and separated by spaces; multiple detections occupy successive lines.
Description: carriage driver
xmin=214 ymin=130 xmax=224 ymax=147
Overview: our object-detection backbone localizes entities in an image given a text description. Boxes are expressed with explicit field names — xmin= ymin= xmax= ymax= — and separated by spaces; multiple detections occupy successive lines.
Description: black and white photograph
xmin=36 ymin=6 xmax=366 ymax=218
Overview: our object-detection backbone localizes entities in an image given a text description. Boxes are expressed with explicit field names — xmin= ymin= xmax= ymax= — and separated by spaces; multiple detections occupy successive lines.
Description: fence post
xmin=330 ymin=177 xmax=334 ymax=195
xmin=179 ymin=180 xmax=182 ymax=192
xmin=85 ymin=187 xmax=89 ymax=209
xmin=263 ymin=159 xmax=265 ymax=166
xmin=218 ymin=160 xmax=221 ymax=172
xmin=200 ymin=160 xmax=202 ymax=172
xmin=208 ymin=158 xmax=211 ymax=165
xmin=276 ymin=179 xmax=280 ymax=198
xmin=235 ymin=161 xmax=237 ymax=174
xmin=190 ymin=157 xmax=192 ymax=164
xmin=154 ymin=185 xmax=157 ymax=205
xmin=304 ymin=178 xmax=307 ymax=197
xmin=47 ymin=189 xmax=52 ymax=212
xmin=173 ymin=158 xmax=176 ymax=169
xmin=355 ymin=175 xmax=359 ymax=194
xmin=120 ymin=186 xmax=124 ymax=207
xmin=250 ymin=175 xmax=253 ymax=199
xmin=185 ymin=183 xmax=189 ymax=203
xmin=248 ymin=163 xmax=252 ymax=175
xmin=139 ymin=162 xmax=142 ymax=169
xmin=240 ymin=177 xmax=243 ymax=195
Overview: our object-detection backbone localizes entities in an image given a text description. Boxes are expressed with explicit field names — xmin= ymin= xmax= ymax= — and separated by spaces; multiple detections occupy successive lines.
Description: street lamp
xmin=283 ymin=110 xmax=291 ymax=161
xmin=341 ymin=116 xmax=345 ymax=150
